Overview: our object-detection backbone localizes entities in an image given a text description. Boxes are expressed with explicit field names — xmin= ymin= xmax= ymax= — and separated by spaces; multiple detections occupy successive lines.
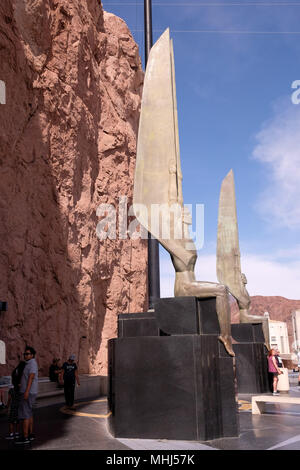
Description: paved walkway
xmin=1 ymin=390 xmax=300 ymax=451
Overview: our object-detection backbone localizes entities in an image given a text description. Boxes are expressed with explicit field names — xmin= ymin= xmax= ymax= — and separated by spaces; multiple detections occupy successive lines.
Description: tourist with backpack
xmin=5 ymin=360 xmax=26 ymax=440
xmin=15 ymin=346 xmax=38 ymax=445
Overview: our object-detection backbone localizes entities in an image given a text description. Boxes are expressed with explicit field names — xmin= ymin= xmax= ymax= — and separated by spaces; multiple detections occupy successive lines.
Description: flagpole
xmin=144 ymin=0 xmax=160 ymax=309
xmin=144 ymin=0 xmax=153 ymax=64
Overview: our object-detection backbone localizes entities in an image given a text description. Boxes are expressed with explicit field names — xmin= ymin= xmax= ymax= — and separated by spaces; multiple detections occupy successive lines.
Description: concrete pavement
xmin=1 ymin=390 xmax=300 ymax=451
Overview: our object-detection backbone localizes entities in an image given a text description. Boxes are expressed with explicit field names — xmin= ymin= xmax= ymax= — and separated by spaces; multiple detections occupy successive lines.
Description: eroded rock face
xmin=0 ymin=0 xmax=148 ymax=376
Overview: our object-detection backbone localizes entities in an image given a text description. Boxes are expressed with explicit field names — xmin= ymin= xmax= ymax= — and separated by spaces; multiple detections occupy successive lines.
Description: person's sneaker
xmin=28 ymin=433 xmax=35 ymax=441
xmin=5 ymin=433 xmax=15 ymax=440
xmin=14 ymin=436 xmax=30 ymax=445
xmin=273 ymin=391 xmax=280 ymax=395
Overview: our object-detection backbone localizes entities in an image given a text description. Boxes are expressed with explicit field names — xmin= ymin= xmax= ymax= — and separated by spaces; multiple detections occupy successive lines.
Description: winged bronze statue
xmin=217 ymin=170 xmax=270 ymax=349
xmin=133 ymin=28 xmax=234 ymax=356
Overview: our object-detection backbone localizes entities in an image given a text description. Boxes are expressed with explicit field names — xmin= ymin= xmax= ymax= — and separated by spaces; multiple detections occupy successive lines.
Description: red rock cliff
xmin=0 ymin=0 xmax=148 ymax=376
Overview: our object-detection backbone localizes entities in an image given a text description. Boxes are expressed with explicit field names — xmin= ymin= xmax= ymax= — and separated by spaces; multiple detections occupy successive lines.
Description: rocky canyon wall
xmin=0 ymin=0 xmax=148 ymax=376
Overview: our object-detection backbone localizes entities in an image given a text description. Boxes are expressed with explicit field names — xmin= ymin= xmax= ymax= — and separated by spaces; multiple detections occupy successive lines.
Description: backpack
xmin=11 ymin=361 xmax=26 ymax=388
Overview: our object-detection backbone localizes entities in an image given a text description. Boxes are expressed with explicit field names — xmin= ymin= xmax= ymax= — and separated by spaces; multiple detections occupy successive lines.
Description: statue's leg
xmin=261 ymin=321 xmax=270 ymax=350
xmin=215 ymin=284 xmax=235 ymax=357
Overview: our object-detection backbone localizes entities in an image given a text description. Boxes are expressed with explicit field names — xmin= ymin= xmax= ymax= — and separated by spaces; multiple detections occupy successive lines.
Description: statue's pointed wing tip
xmin=149 ymin=28 xmax=170 ymax=57
xmin=159 ymin=27 xmax=170 ymax=40
xmin=221 ymin=168 xmax=234 ymax=183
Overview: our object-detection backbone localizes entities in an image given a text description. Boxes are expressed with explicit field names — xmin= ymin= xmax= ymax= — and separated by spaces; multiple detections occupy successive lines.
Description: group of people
xmin=2 ymin=347 xmax=80 ymax=445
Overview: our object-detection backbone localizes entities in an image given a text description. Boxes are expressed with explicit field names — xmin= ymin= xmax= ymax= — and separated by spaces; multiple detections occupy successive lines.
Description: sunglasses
xmin=24 ymin=352 xmax=32 ymax=356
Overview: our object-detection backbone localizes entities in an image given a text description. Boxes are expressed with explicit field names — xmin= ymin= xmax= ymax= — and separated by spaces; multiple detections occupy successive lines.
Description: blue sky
xmin=102 ymin=0 xmax=300 ymax=299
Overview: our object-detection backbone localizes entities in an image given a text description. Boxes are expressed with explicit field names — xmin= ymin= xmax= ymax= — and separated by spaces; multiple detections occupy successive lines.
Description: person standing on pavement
xmin=15 ymin=346 xmax=38 ymax=445
xmin=5 ymin=360 xmax=26 ymax=440
xmin=275 ymin=349 xmax=283 ymax=368
xmin=62 ymin=354 xmax=80 ymax=409
xmin=268 ymin=348 xmax=283 ymax=395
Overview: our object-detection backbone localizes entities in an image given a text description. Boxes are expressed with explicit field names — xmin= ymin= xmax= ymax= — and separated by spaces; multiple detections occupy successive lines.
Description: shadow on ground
xmin=0 ymin=396 xmax=129 ymax=451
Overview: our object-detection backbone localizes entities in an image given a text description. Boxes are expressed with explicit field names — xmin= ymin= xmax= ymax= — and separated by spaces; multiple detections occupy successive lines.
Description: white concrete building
xmin=292 ymin=310 xmax=300 ymax=351
xmin=267 ymin=315 xmax=290 ymax=354
xmin=263 ymin=312 xmax=290 ymax=354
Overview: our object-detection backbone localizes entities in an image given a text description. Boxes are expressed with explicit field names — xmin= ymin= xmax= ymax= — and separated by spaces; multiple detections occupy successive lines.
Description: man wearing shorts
xmin=15 ymin=346 xmax=38 ymax=445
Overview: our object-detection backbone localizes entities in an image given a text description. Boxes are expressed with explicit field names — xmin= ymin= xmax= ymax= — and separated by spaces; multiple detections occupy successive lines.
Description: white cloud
xmin=242 ymin=254 xmax=300 ymax=299
xmin=160 ymin=252 xmax=300 ymax=300
xmin=253 ymin=99 xmax=300 ymax=228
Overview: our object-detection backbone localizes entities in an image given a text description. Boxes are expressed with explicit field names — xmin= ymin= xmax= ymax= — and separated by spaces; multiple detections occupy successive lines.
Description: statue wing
xmin=133 ymin=28 xmax=196 ymax=265
xmin=216 ymin=169 xmax=247 ymax=300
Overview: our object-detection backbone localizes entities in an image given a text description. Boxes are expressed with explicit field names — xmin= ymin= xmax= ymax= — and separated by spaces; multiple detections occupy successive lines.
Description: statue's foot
xmin=239 ymin=312 xmax=270 ymax=350
xmin=218 ymin=335 xmax=235 ymax=357
xmin=240 ymin=312 xmax=264 ymax=323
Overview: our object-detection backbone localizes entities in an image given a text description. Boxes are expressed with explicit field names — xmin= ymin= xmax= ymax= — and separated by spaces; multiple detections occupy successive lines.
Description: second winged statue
xmin=133 ymin=28 xmax=267 ymax=357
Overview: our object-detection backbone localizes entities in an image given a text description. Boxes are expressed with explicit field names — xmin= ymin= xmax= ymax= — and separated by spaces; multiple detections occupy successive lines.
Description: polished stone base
xmin=118 ymin=312 xmax=159 ymax=337
xmin=232 ymin=323 xmax=269 ymax=394
xmin=108 ymin=297 xmax=239 ymax=441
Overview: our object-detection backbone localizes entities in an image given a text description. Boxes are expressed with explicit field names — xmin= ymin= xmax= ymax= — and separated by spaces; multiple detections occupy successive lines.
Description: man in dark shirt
xmin=62 ymin=354 xmax=80 ymax=409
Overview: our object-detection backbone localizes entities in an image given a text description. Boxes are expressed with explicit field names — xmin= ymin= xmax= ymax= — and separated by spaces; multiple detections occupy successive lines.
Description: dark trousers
xmin=64 ymin=382 xmax=75 ymax=406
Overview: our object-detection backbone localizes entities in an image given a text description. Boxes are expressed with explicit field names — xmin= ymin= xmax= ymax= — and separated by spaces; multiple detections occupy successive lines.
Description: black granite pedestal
xmin=231 ymin=323 xmax=269 ymax=393
xmin=108 ymin=297 xmax=239 ymax=441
